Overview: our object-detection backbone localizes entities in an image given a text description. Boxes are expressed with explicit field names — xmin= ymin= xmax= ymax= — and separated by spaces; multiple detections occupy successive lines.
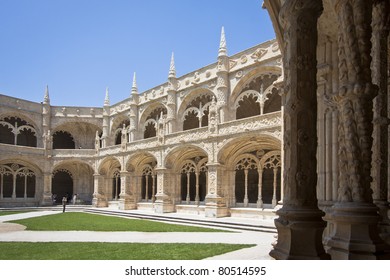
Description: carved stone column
xmin=272 ymin=167 xmax=278 ymax=208
xmin=186 ymin=172 xmax=190 ymax=204
xmin=154 ymin=167 xmax=175 ymax=213
xmin=257 ymin=168 xmax=264 ymax=208
xmin=195 ymin=172 xmax=200 ymax=205
xmin=92 ymin=173 xmax=107 ymax=207
xmin=243 ymin=169 xmax=249 ymax=207
xmin=371 ymin=0 xmax=390 ymax=245
xmin=327 ymin=0 xmax=390 ymax=259
xmin=41 ymin=173 xmax=53 ymax=206
xmin=118 ymin=171 xmax=136 ymax=210
xmin=205 ymin=163 xmax=228 ymax=217
xmin=269 ymin=0 xmax=330 ymax=260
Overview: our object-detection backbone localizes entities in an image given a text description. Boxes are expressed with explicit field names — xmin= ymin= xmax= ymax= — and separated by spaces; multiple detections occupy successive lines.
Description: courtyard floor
xmin=0 ymin=207 xmax=276 ymax=260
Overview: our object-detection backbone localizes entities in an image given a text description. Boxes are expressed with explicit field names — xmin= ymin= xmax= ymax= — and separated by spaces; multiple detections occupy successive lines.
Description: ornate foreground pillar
xmin=327 ymin=0 xmax=390 ymax=259
xmin=154 ymin=167 xmax=175 ymax=213
xmin=205 ymin=163 xmax=229 ymax=218
xmin=269 ymin=0 xmax=330 ymax=260
xmin=371 ymin=0 xmax=390 ymax=245
xmin=118 ymin=171 xmax=136 ymax=210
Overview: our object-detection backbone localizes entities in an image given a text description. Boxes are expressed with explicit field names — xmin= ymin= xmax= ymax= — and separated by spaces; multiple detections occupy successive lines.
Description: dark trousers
xmin=62 ymin=204 xmax=66 ymax=212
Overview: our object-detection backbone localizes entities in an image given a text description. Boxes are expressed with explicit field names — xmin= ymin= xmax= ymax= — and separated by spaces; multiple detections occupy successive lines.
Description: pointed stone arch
xmin=0 ymin=115 xmax=38 ymax=147
xmin=52 ymin=121 xmax=102 ymax=149
xmin=139 ymin=102 xmax=167 ymax=139
xmin=110 ymin=114 xmax=130 ymax=145
xmin=126 ymin=151 xmax=158 ymax=204
xmin=0 ymin=161 xmax=39 ymax=200
xmin=230 ymin=67 xmax=282 ymax=120
xmin=52 ymin=159 xmax=95 ymax=204
xmin=178 ymin=89 xmax=216 ymax=131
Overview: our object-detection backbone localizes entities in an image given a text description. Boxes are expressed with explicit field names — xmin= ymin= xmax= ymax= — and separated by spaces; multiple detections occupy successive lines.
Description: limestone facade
xmin=0 ymin=31 xmax=283 ymax=218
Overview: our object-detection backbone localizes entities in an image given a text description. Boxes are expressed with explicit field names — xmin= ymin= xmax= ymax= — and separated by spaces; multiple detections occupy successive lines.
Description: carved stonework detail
xmin=270 ymin=0 xmax=329 ymax=260
xmin=332 ymin=0 xmax=376 ymax=203
xmin=251 ymin=48 xmax=268 ymax=61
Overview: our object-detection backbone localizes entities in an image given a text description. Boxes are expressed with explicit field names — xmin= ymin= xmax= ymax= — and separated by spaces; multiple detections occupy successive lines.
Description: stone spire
xmin=218 ymin=26 xmax=227 ymax=57
xmin=104 ymin=87 xmax=110 ymax=107
xmin=43 ymin=85 xmax=50 ymax=104
xmin=168 ymin=52 xmax=176 ymax=79
xmin=131 ymin=72 xmax=138 ymax=95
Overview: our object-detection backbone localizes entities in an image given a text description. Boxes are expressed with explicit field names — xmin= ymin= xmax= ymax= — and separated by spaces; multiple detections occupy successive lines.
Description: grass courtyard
xmin=0 ymin=211 xmax=255 ymax=260
xmin=8 ymin=212 xmax=230 ymax=232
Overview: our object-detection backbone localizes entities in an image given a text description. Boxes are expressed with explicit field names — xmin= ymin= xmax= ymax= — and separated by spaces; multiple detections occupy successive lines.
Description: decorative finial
xmin=131 ymin=72 xmax=138 ymax=95
xmin=104 ymin=87 xmax=110 ymax=106
xmin=169 ymin=52 xmax=176 ymax=79
xmin=218 ymin=26 xmax=227 ymax=57
xmin=43 ymin=85 xmax=50 ymax=104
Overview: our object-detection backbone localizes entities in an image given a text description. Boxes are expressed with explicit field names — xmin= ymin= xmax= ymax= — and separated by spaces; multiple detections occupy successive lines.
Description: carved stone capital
xmin=279 ymin=0 xmax=323 ymax=29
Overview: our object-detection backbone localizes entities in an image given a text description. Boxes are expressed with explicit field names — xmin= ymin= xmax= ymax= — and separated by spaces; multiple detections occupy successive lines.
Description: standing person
xmin=62 ymin=196 xmax=67 ymax=213
xmin=72 ymin=193 xmax=77 ymax=205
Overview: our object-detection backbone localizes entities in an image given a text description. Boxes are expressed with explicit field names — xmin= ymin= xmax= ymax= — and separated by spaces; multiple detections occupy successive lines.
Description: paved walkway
xmin=0 ymin=209 xmax=276 ymax=260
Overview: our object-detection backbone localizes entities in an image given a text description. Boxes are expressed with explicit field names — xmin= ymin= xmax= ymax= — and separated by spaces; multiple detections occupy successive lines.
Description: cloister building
xmin=1 ymin=0 xmax=390 ymax=260
xmin=0 ymin=30 xmax=283 ymax=218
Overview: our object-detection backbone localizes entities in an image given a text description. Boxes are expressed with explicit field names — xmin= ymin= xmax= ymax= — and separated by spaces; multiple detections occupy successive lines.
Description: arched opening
xmin=260 ymin=152 xmax=282 ymax=206
xmin=114 ymin=120 xmax=130 ymax=145
xmin=181 ymin=170 xmax=196 ymax=202
xmin=112 ymin=170 xmax=121 ymax=200
xmin=234 ymin=74 xmax=281 ymax=120
xmin=1 ymin=173 xmax=13 ymax=198
xmin=144 ymin=120 xmax=157 ymax=139
xmin=234 ymin=156 xmax=259 ymax=207
xmin=262 ymin=168 xmax=281 ymax=204
xmin=52 ymin=170 xmax=73 ymax=203
xmin=182 ymin=94 xmax=212 ymax=131
xmin=15 ymin=168 xmax=36 ymax=198
xmin=0 ymin=164 xmax=36 ymax=199
xmin=0 ymin=117 xmax=37 ymax=147
xmin=17 ymin=128 xmax=37 ymax=147
xmin=179 ymin=158 xmax=207 ymax=205
xmin=0 ymin=122 xmax=13 ymax=145
xmin=53 ymin=131 xmax=75 ymax=149
xmin=235 ymin=168 xmax=259 ymax=204
xmin=236 ymin=94 xmax=261 ymax=119
xmin=263 ymin=87 xmax=281 ymax=114
xmin=143 ymin=106 xmax=167 ymax=139
xmin=141 ymin=165 xmax=155 ymax=202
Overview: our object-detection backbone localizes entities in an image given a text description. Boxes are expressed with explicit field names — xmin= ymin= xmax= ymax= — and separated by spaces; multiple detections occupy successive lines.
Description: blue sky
xmin=0 ymin=0 xmax=275 ymax=107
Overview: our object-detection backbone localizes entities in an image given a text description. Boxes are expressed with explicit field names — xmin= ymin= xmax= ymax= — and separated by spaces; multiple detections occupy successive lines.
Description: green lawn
xmin=0 ymin=242 xmax=254 ymax=260
xmin=10 ymin=212 xmax=229 ymax=232
xmin=0 ymin=210 xmax=34 ymax=216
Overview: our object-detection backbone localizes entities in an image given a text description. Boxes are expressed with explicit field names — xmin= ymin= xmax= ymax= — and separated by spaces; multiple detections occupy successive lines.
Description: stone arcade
xmin=1 ymin=0 xmax=390 ymax=260
xmin=0 ymin=29 xmax=283 ymax=219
